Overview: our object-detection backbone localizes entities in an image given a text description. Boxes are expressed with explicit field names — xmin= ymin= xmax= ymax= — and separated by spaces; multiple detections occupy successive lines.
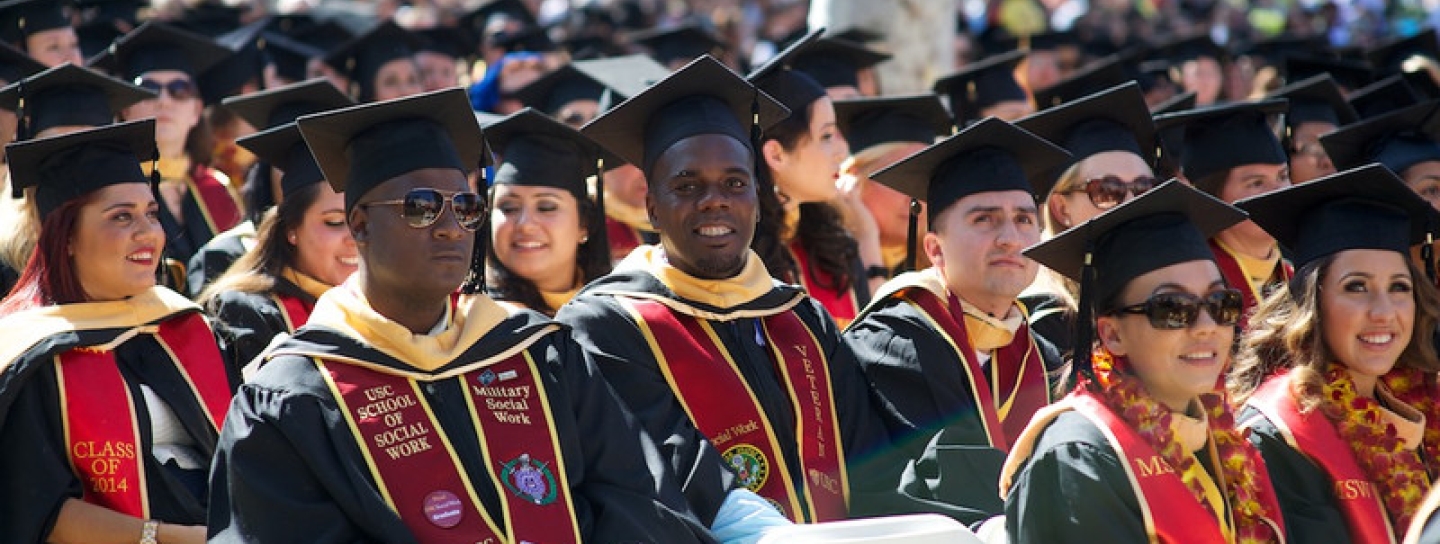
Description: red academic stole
xmin=899 ymin=287 xmax=1048 ymax=450
xmin=270 ymin=293 xmax=314 ymax=333
xmin=621 ymin=298 xmax=848 ymax=523
xmin=188 ymin=165 xmax=242 ymax=236
xmin=1247 ymin=375 xmax=1397 ymax=543
xmin=1068 ymin=393 xmax=1235 ymax=544
xmin=607 ymin=217 xmax=644 ymax=259
xmin=788 ymin=242 xmax=859 ymax=329
xmin=1209 ymin=240 xmax=1294 ymax=331
xmin=318 ymin=351 xmax=581 ymax=544
xmin=56 ymin=312 xmax=231 ymax=517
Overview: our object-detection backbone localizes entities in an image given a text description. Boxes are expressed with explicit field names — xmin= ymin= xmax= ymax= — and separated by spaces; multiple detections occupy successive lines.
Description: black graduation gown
xmin=555 ymin=268 xmax=907 ymax=522
xmin=842 ymin=291 xmax=1063 ymax=525
xmin=0 ymin=295 xmax=237 ymax=542
xmin=1238 ymin=406 xmax=1356 ymax=544
xmin=207 ymin=306 xmax=714 ymax=544
xmin=207 ymin=277 xmax=316 ymax=373
xmin=186 ymin=221 xmax=253 ymax=297
xmin=1018 ymin=291 xmax=1074 ymax=358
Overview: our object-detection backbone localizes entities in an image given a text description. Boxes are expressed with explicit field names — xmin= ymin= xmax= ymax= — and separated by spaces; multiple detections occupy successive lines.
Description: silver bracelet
xmin=139 ymin=520 xmax=160 ymax=544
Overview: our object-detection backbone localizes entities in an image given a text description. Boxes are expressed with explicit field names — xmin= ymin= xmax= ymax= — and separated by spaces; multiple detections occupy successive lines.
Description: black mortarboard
xmin=417 ymin=26 xmax=477 ymax=61
xmin=1024 ymin=180 xmax=1246 ymax=378
xmin=932 ymin=50 xmax=1027 ymax=126
xmin=832 ymin=94 xmax=951 ymax=153
xmin=829 ymin=27 xmax=882 ymax=44
xmin=1239 ymin=164 xmax=1435 ymax=271
xmin=460 ymin=0 xmax=536 ymax=33
xmin=790 ymin=37 xmax=890 ymax=90
xmin=1151 ymin=90 xmax=1196 ymax=115
xmin=0 ymin=63 xmax=154 ymax=138
xmin=261 ymin=31 xmax=322 ymax=84
xmin=999 ymin=30 xmax=1079 ymax=53
xmin=76 ymin=18 xmax=124 ymax=61
xmin=0 ymin=0 xmax=71 ymax=46
xmin=265 ymin=13 xmax=320 ymax=38
xmin=1153 ymin=99 xmax=1288 ymax=191
xmin=1016 ymin=81 xmax=1157 ymax=168
xmin=5 ymin=118 xmax=153 ymax=219
xmin=570 ymin=54 xmax=669 ymax=108
xmin=1284 ymin=55 xmax=1373 ymax=91
xmin=222 ymin=78 xmax=353 ymax=132
xmin=491 ymin=24 xmax=557 ymax=54
xmin=747 ymin=28 xmax=828 ymax=114
xmin=198 ymin=18 xmax=269 ymax=104
xmin=73 ymin=0 xmax=144 ymax=26
xmin=1135 ymin=58 xmax=1174 ymax=93
xmin=1367 ymin=28 xmax=1440 ymax=76
xmin=236 ymin=123 xmax=325 ymax=197
xmin=1156 ymin=34 xmax=1229 ymax=65
xmin=629 ymin=23 xmax=726 ymax=68
xmin=290 ymin=20 xmax=352 ymax=53
xmin=1266 ymin=74 xmax=1358 ymax=129
xmin=869 ymin=117 xmax=1072 ymax=222
xmin=1320 ymin=100 xmax=1440 ymax=174
xmin=297 ymin=87 xmax=489 ymax=213
xmin=509 ymin=64 xmax=606 ymax=115
xmin=1243 ymin=35 xmax=1327 ymax=69
xmin=483 ymin=107 xmax=622 ymax=197
xmin=174 ymin=3 xmax=243 ymax=37
xmin=321 ymin=20 xmax=423 ymax=101
xmin=0 ymin=37 xmax=43 ymax=83
xmin=1404 ymin=70 xmax=1440 ymax=101
xmin=87 ymin=21 xmax=230 ymax=81
xmin=1031 ymin=53 xmax=1130 ymax=110
xmin=580 ymin=55 xmax=788 ymax=177
xmin=1348 ymin=75 xmax=1423 ymax=119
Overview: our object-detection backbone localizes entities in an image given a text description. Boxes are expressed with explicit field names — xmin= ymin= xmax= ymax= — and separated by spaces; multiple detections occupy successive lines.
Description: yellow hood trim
xmin=0 ymin=286 xmax=197 ymax=372
xmin=282 ymin=267 xmax=335 ymax=300
xmin=304 ymin=283 xmax=511 ymax=373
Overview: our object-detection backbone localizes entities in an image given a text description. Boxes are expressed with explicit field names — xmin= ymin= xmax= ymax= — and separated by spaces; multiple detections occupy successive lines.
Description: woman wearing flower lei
xmin=1230 ymin=164 xmax=1440 ymax=544
xmin=1000 ymin=180 xmax=1286 ymax=543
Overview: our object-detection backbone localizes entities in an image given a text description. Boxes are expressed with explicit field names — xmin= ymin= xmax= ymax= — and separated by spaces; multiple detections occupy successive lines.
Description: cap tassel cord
xmin=1074 ymin=243 xmax=1097 ymax=386
xmin=1426 ymin=231 xmax=1436 ymax=285
xmin=463 ymin=162 xmax=488 ymax=295
xmin=591 ymin=156 xmax=610 ymax=257
xmin=903 ymin=198 xmax=920 ymax=272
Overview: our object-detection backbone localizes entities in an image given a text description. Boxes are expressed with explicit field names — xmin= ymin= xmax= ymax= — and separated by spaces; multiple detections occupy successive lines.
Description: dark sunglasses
xmin=361 ymin=188 xmax=485 ymax=231
xmin=1079 ymin=175 xmax=1157 ymax=210
xmin=1111 ymin=289 xmax=1244 ymax=330
xmin=135 ymin=78 xmax=198 ymax=101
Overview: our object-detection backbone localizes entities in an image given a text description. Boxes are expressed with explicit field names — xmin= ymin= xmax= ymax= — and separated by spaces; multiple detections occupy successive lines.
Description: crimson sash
xmin=57 ymin=312 xmax=231 ymax=517
xmin=900 ymin=287 xmax=1049 ymax=450
xmin=607 ymin=217 xmax=644 ymax=261
xmin=188 ymin=166 xmax=242 ymax=236
xmin=319 ymin=352 xmax=581 ymax=544
xmin=1209 ymin=240 xmax=1294 ymax=331
xmin=622 ymin=298 xmax=848 ymax=522
xmin=789 ymin=241 xmax=859 ymax=329
xmin=271 ymin=293 xmax=314 ymax=333
xmin=1247 ymin=375 xmax=1397 ymax=544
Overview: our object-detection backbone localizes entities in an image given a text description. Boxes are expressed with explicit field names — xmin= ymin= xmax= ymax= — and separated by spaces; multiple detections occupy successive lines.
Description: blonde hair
xmin=1042 ymin=161 xmax=1085 ymax=237
xmin=838 ymin=142 xmax=931 ymax=270
xmin=0 ymin=180 xmax=38 ymax=275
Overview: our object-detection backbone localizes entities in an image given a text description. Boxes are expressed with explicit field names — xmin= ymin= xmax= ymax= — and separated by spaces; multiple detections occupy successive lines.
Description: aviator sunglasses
xmin=135 ymin=78 xmax=198 ymax=101
xmin=361 ymin=188 xmax=485 ymax=231
xmin=1077 ymin=175 xmax=1158 ymax=209
xmin=1110 ymin=289 xmax=1244 ymax=329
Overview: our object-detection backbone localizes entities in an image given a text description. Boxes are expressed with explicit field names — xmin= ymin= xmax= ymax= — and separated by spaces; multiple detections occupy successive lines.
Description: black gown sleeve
xmin=1004 ymin=411 xmax=1148 ymax=543
xmin=207 ymin=290 xmax=288 ymax=374
xmin=0 ymin=368 xmax=82 ymax=544
xmin=1240 ymin=407 xmax=1354 ymax=544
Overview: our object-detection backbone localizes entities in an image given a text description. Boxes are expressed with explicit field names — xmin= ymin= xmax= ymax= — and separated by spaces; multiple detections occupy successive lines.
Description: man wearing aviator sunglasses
xmin=209 ymin=88 xmax=718 ymax=543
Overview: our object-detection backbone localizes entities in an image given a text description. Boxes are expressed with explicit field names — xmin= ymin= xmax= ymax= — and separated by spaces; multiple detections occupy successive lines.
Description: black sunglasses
xmin=1078 ymin=175 xmax=1158 ymax=210
xmin=361 ymin=188 xmax=485 ymax=231
xmin=135 ymin=78 xmax=198 ymax=101
xmin=1111 ymin=289 xmax=1244 ymax=329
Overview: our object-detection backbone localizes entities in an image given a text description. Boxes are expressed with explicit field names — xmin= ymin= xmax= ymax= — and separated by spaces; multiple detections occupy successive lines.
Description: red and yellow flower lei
xmin=1091 ymin=350 xmax=1279 ymax=544
xmin=1323 ymin=363 xmax=1431 ymax=531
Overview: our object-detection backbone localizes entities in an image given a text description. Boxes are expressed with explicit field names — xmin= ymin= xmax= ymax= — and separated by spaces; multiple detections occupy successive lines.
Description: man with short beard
xmin=559 ymin=56 xmax=913 ymax=524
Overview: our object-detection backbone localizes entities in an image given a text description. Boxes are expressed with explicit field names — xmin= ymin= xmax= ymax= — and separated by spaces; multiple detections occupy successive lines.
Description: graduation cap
xmin=0 ymin=0 xmax=72 ymax=46
xmin=75 ymin=18 xmax=125 ymax=61
xmin=1242 ymin=35 xmax=1328 ymax=70
xmin=296 ymin=87 xmax=488 ymax=213
xmin=5 ymin=118 xmax=153 ymax=219
xmin=490 ymin=24 xmax=556 ymax=54
xmin=1016 ymin=81 xmax=1157 ymax=169
xmin=1238 ymin=163 xmax=1436 ymax=273
xmin=1135 ymin=58 xmax=1175 ymax=94
xmin=1319 ymin=100 xmax=1440 ymax=174
xmin=508 ymin=64 xmax=607 ymax=115
xmin=1284 ymin=55 xmax=1373 ymax=92
xmin=570 ymin=54 xmax=669 ymax=106
xmin=235 ymin=122 xmax=327 ymax=198
xmin=1367 ymin=28 xmax=1440 ymax=77
xmin=1031 ymin=53 xmax=1129 ymax=110
xmin=73 ymin=0 xmax=145 ymax=26
xmin=1023 ymin=179 xmax=1246 ymax=378
xmin=198 ymin=18 xmax=270 ymax=104
xmin=832 ymin=94 xmax=951 ymax=153
xmin=1155 ymin=34 xmax=1229 ymax=65
xmin=1151 ymin=90 xmax=1196 ymax=115
xmin=790 ymin=37 xmax=890 ymax=90
xmin=1266 ymin=74 xmax=1358 ymax=130
xmin=932 ymin=49 xmax=1027 ymax=126
xmin=87 ymin=21 xmax=231 ymax=81
xmin=1152 ymin=99 xmax=1288 ymax=192
xmin=747 ymin=28 xmax=828 ymax=114
xmin=1404 ymin=70 xmax=1440 ymax=101
xmin=321 ymin=20 xmax=424 ymax=102
xmin=1348 ymin=75 xmax=1423 ymax=119
xmin=629 ymin=23 xmax=727 ymax=68
xmin=484 ymin=107 xmax=623 ymax=194
xmin=288 ymin=20 xmax=352 ymax=53
xmin=580 ymin=55 xmax=788 ymax=177
xmin=222 ymin=78 xmax=353 ymax=132
xmin=0 ymin=37 xmax=43 ymax=83
xmin=829 ymin=27 xmax=882 ymax=44
xmin=174 ymin=2 xmax=244 ymax=37
xmin=417 ymin=26 xmax=477 ymax=61
xmin=0 ymin=63 xmax=154 ymax=139
xmin=261 ymin=31 xmax=323 ymax=84
xmin=265 ymin=13 xmax=320 ymax=38
xmin=460 ymin=0 xmax=537 ymax=33
xmin=1000 ymin=30 xmax=1079 ymax=53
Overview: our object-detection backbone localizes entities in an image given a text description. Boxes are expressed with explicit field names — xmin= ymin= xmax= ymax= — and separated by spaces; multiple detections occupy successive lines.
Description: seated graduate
xmin=197 ymin=83 xmax=358 ymax=371
xmin=0 ymin=120 xmax=235 ymax=544
xmin=843 ymin=117 xmax=1070 ymax=526
xmin=1230 ymin=164 xmax=1440 ymax=544
xmin=187 ymin=79 xmax=353 ymax=297
xmin=478 ymin=108 xmax=614 ymax=315
xmin=561 ymin=55 xmax=906 ymax=522
xmin=1001 ymin=180 xmax=1286 ymax=543
xmin=206 ymin=88 xmax=739 ymax=544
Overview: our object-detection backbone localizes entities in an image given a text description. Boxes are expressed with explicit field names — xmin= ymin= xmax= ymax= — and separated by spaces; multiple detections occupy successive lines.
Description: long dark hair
xmin=0 ymin=195 xmax=95 ymax=313
xmin=753 ymin=101 xmax=858 ymax=291
xmin=483 ymin=184 xmax=612 ymax=315
xmin=240 ymin=160 xmax=277 ymax=223
xmin=197 ymin=182 xmax=326 ymax=306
